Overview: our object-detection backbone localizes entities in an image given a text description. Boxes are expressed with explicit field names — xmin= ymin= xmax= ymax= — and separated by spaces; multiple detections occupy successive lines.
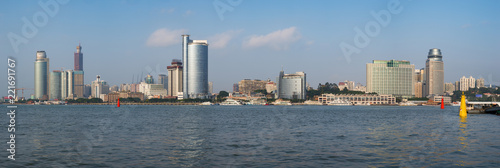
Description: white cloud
xmin=146 ymin=28 xmax=187 ymax=47
xmin=208 ymin=30 xmax=243 ymax=49
xmin=184 ymin=10 xmax=194 ymax=16
xmin=243 ymin=27 xmax=301 ymax=50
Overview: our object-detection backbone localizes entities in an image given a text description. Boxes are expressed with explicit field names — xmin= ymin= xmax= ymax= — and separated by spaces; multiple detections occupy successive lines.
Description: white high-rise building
xmin=460 ymin=76 xmax=476 ymax=91
xmin=167 ymin=59 xmax=183 ymax=97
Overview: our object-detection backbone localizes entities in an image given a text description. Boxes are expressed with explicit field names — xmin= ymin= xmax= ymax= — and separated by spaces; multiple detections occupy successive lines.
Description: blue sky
xmin=1 ymin=0 xmax=499 ymax=96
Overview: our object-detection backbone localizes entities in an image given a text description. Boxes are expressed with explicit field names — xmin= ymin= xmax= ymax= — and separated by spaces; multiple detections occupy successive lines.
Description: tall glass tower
xmin=182 ymin=35 xmax=209 ymax=99
xmin=34 ymin=51 xmax=49 ymax=100
xmin=424 ymin=48 xmax=444 ymax=97
xmin=49 ymin=70 xmax=62 ymax=100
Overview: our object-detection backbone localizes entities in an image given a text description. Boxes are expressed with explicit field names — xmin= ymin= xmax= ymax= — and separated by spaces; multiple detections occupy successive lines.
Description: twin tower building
xmin=34 ymin=44 xmax=84 ymax=100
xmin=168 ymin=35 xmax=210 ymax=99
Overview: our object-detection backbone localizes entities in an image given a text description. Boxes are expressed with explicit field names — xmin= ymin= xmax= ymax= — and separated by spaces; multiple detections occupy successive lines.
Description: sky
xmin=1 ymin=0 xmax=499 ymax=96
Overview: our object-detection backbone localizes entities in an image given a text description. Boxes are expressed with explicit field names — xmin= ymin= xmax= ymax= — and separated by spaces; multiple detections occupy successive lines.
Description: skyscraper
xmin=424 ymin=48 xmax=444 ymax=97
xmin=366 ymin=60 xmax=415 ymax=97
xmin=182 ymin=35 xmax=209 ymax=99
xmin=34 ymin=51 xmax=49 ymax=100
xmin=167 ymin=59 xmax=183 ymax=97
xmin=49 ymin=70 xmax=62 ymax=100
xmin=73 ymin=44 xmax=85 ymax=98
xmin=158 ymin=74 xmax=167 ymax=90
xmin=74 ymin=43 xmax=83 ymax=70
xmin=61 ymin=70 xmax=74 ymax=100
xmin=276 ymin=70 xmax=307 ymax=99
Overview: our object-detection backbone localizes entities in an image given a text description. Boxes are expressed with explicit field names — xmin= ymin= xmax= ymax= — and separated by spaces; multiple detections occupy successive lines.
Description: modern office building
xmin=182 ymin=35 xmax=209 ymax=99
xmin=91 ymin=75 xmax=109 ymax=99
xmin=276 ymin=70 xmax=307 ymax=99
xmin=167 ymin=59 xmax=183 ymax=97
xmin=158 ymin=74 xmax=167 ymax=90
xmin=49 ymin=70 xmax=62 ymax=100
xmin=84 ymin=84 xmax=91 ymax=98
xmin=61 ymin=70 xmax=73 ymax=100
xmin=34 ymin=51 xmax=50 ymax=100
xmin=73 ymin=70 xmax=84 ymax=98
xmin=74 ymin=43 xmax=83 ymax=70
xmin=366 ymin=60 xmax=415 ymax=97
xmin=71 ymin=44 xmax=85 ymax=98
xmin=238 ymin=79 xmax=267 ymax=95
xmin=424 ymin=48 xmax=444 ymax=97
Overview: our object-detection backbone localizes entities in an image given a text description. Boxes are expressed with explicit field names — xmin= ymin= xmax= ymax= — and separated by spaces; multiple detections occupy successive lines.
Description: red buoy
xmin=117 ymin=98 xmax=120 ymax=107
xmin=440 ymin=98 xmax=444 ymax=109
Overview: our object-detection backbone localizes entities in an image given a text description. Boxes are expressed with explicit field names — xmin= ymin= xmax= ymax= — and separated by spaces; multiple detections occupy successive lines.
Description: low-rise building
xmin=103 ymin=92 xmax=144 ymax=102
xmin=432 ymin=95 xmax=451 ymax=104
xmin=318 ymin=94 xmax=396 ymax=105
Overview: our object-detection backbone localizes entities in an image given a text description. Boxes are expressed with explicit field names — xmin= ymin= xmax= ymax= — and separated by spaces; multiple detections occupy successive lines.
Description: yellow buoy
xmin=459 ymin=92 xmax=467 ymax=117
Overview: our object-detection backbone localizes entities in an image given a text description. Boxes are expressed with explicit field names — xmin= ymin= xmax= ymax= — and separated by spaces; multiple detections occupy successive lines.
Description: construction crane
xmin=14 ymin=88 xmax=33 ymax=100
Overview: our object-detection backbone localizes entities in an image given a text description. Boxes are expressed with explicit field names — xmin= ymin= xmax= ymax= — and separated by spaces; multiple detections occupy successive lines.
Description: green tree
xmin=217 ymin=91 xmax=229 ymax=100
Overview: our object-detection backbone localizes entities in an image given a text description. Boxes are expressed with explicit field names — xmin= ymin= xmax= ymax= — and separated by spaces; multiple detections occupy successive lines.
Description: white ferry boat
xmin=220 ymin=99 xmax=243 ymax=105
xmin=327 ymin=99 xmax=352 ymax=106
xmin=272 ymin=99 xmax=292 ymax=105
xmin=399 ymin=102 xmax=417 ymax=106
xmin=198 ymin=102 xmax=214 ymax=106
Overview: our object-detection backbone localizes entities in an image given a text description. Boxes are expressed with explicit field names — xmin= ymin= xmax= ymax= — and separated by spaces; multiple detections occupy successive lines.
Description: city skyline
xmin=1 ymin=0 xmax=499 ymax=96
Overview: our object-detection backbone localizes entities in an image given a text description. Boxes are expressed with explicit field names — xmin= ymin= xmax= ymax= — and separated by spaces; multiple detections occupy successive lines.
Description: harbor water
xmin=1 ymin=105 xmax=499 ymax=167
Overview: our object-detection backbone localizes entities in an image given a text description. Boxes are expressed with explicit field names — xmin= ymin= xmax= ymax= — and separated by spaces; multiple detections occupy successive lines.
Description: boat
xmin=399 ymin=102 xmax=417 ymax=106
xmin=247 ymin=99 xmax=267 ymax=105
xmin=198 ymin=101 xmax=214 ymax=106
xmin=303 ymin=100 xmax=323 ymax=105
xmin=451 ymin=102 xmax=461 ymax=106
xmin=272 ymin=99 xmax=292 ymax=105
xmin=327 ymin=99 xmax=352 ymax=106
xmin=485 ymin=106 xmax=500 ymax=114
xmin=220 ymin=99 xmax=242 ymax=105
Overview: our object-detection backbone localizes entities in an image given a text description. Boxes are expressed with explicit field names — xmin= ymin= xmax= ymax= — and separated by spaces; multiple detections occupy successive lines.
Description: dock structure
xmin=466 ymin=101 xmax=500 ymax=114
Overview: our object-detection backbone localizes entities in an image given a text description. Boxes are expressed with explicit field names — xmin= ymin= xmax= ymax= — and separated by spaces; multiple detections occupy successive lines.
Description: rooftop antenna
xmin=281 ymin=65 xmax=283 ymax=71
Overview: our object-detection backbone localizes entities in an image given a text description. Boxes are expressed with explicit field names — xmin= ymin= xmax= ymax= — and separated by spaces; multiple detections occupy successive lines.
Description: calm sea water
xmin=1 ymin=105 xmax=499 ymax=167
